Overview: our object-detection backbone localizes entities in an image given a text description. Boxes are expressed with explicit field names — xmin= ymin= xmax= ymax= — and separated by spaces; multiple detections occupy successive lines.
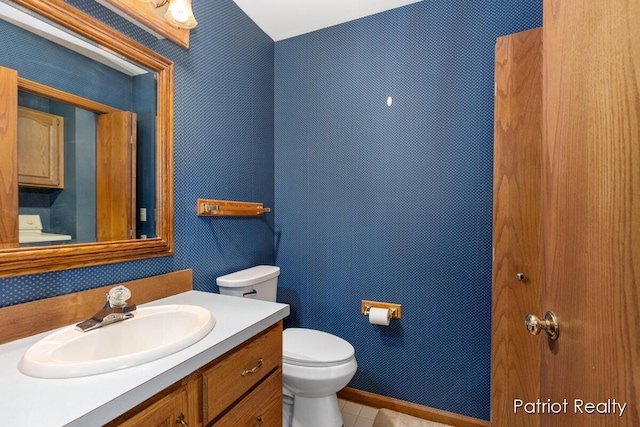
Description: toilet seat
xmin=283 ymin=328 xmax=355 ymax=368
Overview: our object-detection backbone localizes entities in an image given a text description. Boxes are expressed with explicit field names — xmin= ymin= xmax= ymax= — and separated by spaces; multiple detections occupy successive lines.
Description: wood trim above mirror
xmin=0 ymin=0 xmax=174 ymax=278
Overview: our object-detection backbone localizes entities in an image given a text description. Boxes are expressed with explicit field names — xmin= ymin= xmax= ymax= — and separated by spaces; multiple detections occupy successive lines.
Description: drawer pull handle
xmin=241 ymin=358 xmax=264 ymax=376
xmin=255 ymin=415 xmax=264 ymax=426
xmin=176 ymin=412 xmax=188 ymax=426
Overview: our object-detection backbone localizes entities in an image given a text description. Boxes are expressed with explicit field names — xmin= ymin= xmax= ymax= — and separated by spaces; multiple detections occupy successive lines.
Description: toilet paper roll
xmin=369 ymin=307 xmax=391 ymax=326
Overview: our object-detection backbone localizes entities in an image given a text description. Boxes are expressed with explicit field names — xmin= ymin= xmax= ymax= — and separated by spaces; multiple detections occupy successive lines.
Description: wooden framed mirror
xmin=0 ymin=0 xmax=174 ymax=277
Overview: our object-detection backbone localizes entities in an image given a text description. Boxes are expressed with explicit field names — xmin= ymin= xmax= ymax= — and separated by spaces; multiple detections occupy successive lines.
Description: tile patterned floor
xmin=339 ymin=398 xmax=379 ymax=427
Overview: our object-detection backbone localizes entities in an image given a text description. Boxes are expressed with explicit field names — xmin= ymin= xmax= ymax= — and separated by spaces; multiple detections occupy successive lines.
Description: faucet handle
xmin=108 ymin=286 xmax=132 ymax=307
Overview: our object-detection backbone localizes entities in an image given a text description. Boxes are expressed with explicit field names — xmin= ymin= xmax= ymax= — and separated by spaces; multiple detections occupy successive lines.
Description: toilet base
xmin=291 ymin=394 xmax=343 ymax=427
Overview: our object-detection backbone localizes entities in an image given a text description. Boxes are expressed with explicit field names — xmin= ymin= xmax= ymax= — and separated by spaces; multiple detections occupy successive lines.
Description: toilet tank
xmin=216 ymin=265 xmax=280 ymax=302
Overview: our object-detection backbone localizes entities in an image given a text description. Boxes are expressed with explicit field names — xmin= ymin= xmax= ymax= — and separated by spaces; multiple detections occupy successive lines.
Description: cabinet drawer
xmin=203 ymin=323 xmax=282 ymax=423
xmin=212 ymin=369 xmax=282 ymax=427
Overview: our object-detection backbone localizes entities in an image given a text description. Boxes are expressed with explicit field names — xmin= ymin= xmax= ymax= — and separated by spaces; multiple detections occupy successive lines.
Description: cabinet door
xmin=96 ymin=111 xmax=137 ymax=241
xmin=115 ymin=385 xmax=190 ymax=427
xmin=18 ymin=106 xmax=64 ymax=189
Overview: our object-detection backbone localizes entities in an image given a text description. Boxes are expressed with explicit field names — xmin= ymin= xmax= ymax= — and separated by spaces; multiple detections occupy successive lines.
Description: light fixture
xmin=138 ymin=0 xmax=197 ymax=29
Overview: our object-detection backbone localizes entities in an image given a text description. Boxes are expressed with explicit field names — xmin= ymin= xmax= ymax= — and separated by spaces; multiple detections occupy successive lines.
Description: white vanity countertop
xmin=0 ymin=291 xmax=289 ymax=426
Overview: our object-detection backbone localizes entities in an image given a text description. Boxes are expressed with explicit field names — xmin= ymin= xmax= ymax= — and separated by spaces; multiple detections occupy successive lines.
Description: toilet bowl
xmin=283 ymin=328 xmax=357 ymax=427
xmin=217 ymin=266 xmax=358 ymax=427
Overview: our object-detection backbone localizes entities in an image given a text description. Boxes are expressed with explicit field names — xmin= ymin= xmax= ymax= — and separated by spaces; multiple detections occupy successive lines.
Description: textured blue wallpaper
xmin=274 ymin=1 xmax=542 ymax=420
xmin=0 ymin=0 xmax=275 ymax=306
xmin=0 ymin=18 xmax=133 ymax=109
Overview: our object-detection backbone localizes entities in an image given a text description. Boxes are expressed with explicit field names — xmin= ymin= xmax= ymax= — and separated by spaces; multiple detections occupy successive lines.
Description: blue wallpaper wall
xmin=0 ymin=17 xmax=133 ymax=110
xmin=0 ymin=0 xmax=275 ymax=305
xmin=274 ymin=0 xmax=541 ymax=420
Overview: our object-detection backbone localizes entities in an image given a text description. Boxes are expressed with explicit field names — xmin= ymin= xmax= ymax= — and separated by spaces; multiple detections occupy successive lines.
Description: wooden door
xmin=96 ymin=111 xmax=137 ymax=241
xmin=0 ymin=66 xmax=19 ymax=249
xmin=540 ymin=0 xmax=640 ymax=425
xmin=493 ymin=1 xmax=640 ymax=426
xmin=492 ymin=28 xmax=543 ymax=427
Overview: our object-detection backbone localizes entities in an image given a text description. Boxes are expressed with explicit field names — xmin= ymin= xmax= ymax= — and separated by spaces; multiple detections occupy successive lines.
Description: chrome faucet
xmin=76 ymin=286 xmax=137 ymax=332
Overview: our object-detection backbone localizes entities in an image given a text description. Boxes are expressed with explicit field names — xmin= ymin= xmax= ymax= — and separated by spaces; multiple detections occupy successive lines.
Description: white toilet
xmin=217 ymin=265 xmax=357 ymax=427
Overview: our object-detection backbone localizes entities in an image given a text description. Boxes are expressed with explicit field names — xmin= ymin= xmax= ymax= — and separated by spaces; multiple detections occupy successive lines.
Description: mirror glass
xmin=0 ymin=0 xmax=174 ymax=277
xmin=1 ymin=3 xmax=156 ymax=246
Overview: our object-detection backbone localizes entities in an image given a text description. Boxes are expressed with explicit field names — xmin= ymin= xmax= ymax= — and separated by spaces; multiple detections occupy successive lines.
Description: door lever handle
xmin=525 ymin=311 xmax=559 ymax=340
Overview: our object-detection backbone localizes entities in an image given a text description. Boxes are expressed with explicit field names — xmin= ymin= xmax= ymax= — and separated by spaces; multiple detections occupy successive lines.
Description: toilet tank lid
xmin=216 ymin=265 xmax=280 ymax=288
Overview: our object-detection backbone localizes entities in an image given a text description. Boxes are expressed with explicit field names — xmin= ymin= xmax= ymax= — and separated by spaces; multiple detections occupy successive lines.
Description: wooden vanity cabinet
xmin=106 ymin=321 xmax=283 ymax=427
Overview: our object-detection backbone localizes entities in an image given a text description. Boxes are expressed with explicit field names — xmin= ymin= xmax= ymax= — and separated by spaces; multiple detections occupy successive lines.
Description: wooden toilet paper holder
xmin=361 ymin=300 xmax=402 ymax=319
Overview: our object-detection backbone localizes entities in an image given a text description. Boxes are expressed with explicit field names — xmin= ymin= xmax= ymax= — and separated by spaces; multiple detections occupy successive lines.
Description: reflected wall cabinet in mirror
xmin=18 ymin=106 xmax=64 ymax=189
xmin=0 ymin=0 xmax=174 ymax=277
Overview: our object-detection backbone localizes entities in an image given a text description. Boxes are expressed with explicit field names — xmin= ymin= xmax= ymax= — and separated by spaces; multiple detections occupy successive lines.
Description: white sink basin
xmin=19 ymin=304 xmax=216 ymax=379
